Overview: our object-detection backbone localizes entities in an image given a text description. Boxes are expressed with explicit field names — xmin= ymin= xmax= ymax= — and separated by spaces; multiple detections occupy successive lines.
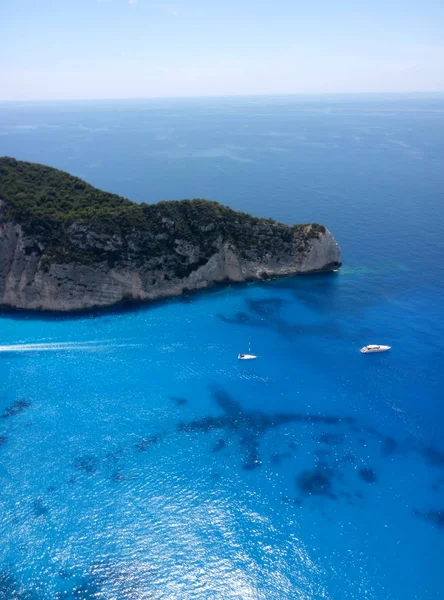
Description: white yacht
xmin=360 ymin=344 xmax=391 ymax=354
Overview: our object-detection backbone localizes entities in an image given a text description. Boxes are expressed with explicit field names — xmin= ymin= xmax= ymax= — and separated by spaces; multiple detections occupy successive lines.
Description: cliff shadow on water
xmin=0 ymin=271 xmax=341 ymax=322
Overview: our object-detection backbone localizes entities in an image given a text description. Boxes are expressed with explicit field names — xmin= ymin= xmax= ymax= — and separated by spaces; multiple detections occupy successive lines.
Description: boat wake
xmin=0 ymin=340 xmax=131 ymax=353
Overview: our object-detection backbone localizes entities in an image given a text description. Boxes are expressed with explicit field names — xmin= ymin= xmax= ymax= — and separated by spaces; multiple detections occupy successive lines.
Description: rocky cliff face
xmin=0 ymin=217 xmax=340 ymax=311
xmin=0 ymin=158 xmax=341 ymax=312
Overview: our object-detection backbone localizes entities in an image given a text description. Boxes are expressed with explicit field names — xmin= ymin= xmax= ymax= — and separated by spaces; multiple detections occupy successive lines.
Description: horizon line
xmin=1 ymin=90 xmax=444 ymax=104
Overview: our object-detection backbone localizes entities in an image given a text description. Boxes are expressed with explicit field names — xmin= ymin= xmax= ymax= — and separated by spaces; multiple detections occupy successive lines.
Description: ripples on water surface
xmin=0 ymin=95 xmax=444 ymax=599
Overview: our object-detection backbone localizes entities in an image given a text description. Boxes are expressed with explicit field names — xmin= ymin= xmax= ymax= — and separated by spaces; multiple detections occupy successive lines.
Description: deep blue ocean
xmin=0 ymin=95 xmax=443 ymax=599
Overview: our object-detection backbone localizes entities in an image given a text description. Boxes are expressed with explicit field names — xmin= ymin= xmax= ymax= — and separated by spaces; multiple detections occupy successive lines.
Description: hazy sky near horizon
xmin=1 ymin=0 xmax=444 ymax=101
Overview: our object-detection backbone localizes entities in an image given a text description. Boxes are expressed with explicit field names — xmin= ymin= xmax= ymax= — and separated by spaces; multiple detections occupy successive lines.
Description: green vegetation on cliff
xmin=0 ymin=157 xmax=326 ymax=265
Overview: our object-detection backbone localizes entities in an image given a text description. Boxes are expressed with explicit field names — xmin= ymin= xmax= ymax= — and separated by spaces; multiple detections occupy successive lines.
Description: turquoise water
xmin=0 ymin=95 xmax=443 ymax=599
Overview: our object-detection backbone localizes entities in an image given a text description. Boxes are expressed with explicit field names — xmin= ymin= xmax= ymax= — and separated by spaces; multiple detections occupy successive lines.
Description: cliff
xmin=0 ymin=157 xmax=341 ymax=311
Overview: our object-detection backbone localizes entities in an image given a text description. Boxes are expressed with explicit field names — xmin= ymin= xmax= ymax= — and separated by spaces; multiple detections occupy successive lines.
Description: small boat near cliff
xmin=360 ymin=344 xmax=391 ymax=354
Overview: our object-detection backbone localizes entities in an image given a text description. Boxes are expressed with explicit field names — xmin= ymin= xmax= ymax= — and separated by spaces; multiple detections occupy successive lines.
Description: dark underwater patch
xmin=0 ymin=569 xmax=36 ymax=600
xmin=381 ymin=436 xmax=398 ymax=456
xmin=32 ymin=498 xmax=49 ymax=518
xmin=135 ymin=435 xmax=161 ymax=452
xmin=110 ymin=470 xmax=125 ymax=483
xmin=74 ymin=559 xmax=158 ymax=599
xmin=364 ymin=427 xmax=401 ymax=457
xmin=218 ymin=295 xmax=345 ymax=339
xmin=0 ymin=435 xmax=7 ymax=446
xmin=296 ymin=464 xmax=337 ymax=499
xmin=173 ymin=386 xmax=443 ymax=518
xmin=55 ymin=575 xmax=102 ymax=600
xmin=54 ymin=567 xmax=105 ymax=600
xmin=74 ymin=455 xmax=99 ymax=475
xmin=291 ymin=287 xmax=337 ymax=314
xmin=212 ymin=438 xmax=226 ymax=452
xmin=2 ymin=399 xmax=31 ymax=418
xmin=217 ymin=311 xmax=262 ymax=327
xmin=178 ymin=415 xmax=226 ymax=433
xmin=240 ymin=431 xmax=261 ymax=470
xmin=359 ymin=467 xmax=377 ymax=483
xmin=0 ymin=570 xmax=18 ymax=600
xmin=178 ymin=386 xmax=355 ymax=471
xmin=212 ymin=387 xmax=243 ymax=416
xmin=246 ymin=297 xmax=285 ymax=317
xmin=419 ymin=445 xmax=444 ymax=468
xmin=171 ymin=396 xmax=187 ymax=406
xmin=413 ymin=508 xmax=444 ymax=530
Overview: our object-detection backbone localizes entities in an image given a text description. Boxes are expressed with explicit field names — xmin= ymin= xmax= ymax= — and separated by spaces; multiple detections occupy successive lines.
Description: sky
xmin=1 ymin=0 xmax=444 ymax=100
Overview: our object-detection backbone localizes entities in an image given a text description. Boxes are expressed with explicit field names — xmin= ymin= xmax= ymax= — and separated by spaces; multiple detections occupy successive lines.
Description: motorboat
xmin=360 ymin=344 xmax=391 ymax=354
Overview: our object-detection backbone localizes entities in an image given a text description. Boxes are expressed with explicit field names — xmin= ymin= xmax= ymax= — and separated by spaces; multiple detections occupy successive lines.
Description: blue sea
xmin=0 ymin=95 xmax=443 ymax=599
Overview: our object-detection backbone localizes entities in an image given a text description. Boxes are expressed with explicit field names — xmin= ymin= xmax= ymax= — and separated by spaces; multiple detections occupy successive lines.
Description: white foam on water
xmin=0 ymin=340 xmax=138 ymax=353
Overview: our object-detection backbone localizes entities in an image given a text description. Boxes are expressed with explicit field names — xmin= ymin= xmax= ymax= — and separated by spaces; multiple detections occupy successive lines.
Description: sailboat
xmin=238 ymin=338 xmax=257 ymax=360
